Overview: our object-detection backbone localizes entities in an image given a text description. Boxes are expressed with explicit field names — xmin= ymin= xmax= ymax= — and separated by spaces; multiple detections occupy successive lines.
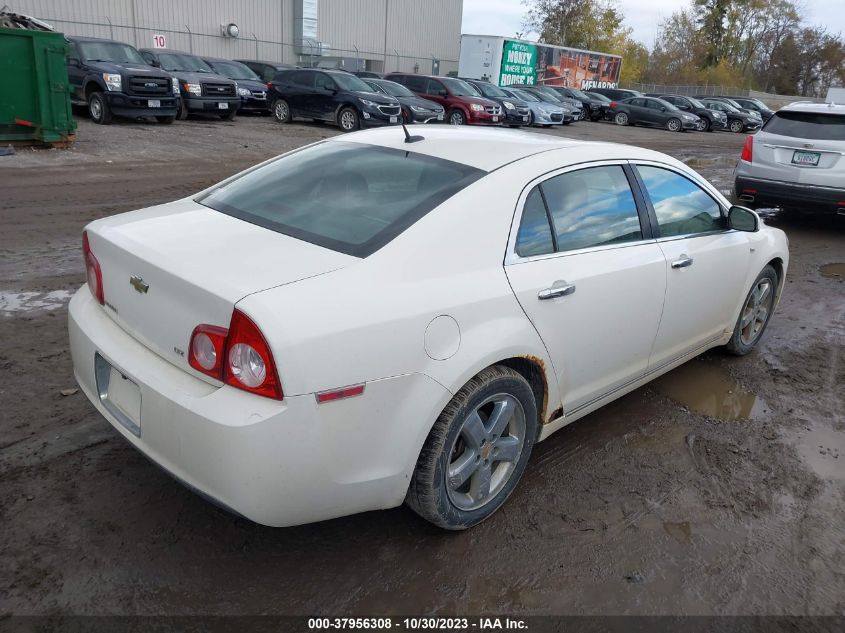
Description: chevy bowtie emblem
xmin=130 ymin=275 xmax=149 ymax=294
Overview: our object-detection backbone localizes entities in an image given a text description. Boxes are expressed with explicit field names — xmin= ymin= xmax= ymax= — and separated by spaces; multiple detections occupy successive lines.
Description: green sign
xmin=500 ymin=40 xmax=537 ymax=86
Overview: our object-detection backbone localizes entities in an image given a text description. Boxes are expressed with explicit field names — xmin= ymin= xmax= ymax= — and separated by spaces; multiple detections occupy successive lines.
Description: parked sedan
xmin=701 ymin=96 xmax=765 ymax=126
xmin=698 ymin=98 xmax=761 ymax=133
xmin=202 ymin=57 xmax=268 ymax=114
xmin=268 ymin=68 xmax=401 ymax=131
xmin=609 ymin=97 xmax=701 ymax=131
xmin=500 ymin=87 xmax=570 ymax=126
xmin=69 ymin=127 xmax=787 ymax=530
xmin=520 ymin=86 xmax=582 ymax=121
xmin=363 ymin=78 xmax=444 ymax=123
xmin=647 ymin=94 xmax=727 ymax=131
xmin=546 ymin=86 xmax=606 ymax=120
xmin=721 ymin=96 xmax=775 ymax=122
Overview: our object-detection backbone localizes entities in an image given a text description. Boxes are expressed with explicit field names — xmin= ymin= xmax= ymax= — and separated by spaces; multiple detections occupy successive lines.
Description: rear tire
xmin=729 ymin=119 xmax=744 ymax=133
xmin=88 ymin=92 xmax=112 ymax=125
xmin=406 ymin=366 xmax=538 ymax=530
xmin=272 ymin=98 xmax=291 ymax=123
xmin=666 ymin=117 xmax=682 ymax=132
xmin=614 ymin=111 xmax=629 ymax=126
xmin=726 ymin=265 xmax=778 ymax=356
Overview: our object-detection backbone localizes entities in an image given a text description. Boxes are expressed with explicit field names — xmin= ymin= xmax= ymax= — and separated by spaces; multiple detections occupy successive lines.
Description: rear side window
xmin=764 ymin=111 xmax=845 ymax=141
xmin=515 ymin=166 xmax=642 ymax=257
xmin=403 ymin=76 xmax=426 ymax=92
xmin=197 ymin=142 xmax=484 ymax=257
xmin=515 ymin=188 xmax=554 ymax=257
xmin=637 ymin=166 xmax=723 ymax=237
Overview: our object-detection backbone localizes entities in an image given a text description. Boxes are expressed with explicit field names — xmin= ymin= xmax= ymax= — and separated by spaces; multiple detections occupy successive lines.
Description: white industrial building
xmin=9 ymin=0 xmax=464 ymax=74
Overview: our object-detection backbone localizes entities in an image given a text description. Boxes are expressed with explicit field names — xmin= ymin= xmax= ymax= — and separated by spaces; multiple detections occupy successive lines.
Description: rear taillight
xmin=741 ymin=135 xmax=753 ymax=162
xmin=609 ymin=101 xmax=617 ymax=108
xmin=82 ymin=231 xmax=104 ymax=305
xmin=266 ymin=82 xmax=272 ymax=91
xmin=188 ymin=310 xmax=283 ymax=400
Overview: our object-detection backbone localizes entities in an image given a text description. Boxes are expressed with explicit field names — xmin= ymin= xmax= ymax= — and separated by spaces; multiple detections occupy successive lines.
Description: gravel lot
xmin=1 ymin=114 xmax=843 ymax=617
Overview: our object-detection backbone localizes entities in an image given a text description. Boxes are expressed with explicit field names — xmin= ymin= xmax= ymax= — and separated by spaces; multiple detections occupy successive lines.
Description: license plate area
xmin=390 ymin=116 xmax=397 ymax=123
xmin=792 ymin=150 xmax=820 ymax=166
xmin=218 ymin=102 xmax=229 ymax=110
xmin=148 ymin=100 xmax=161 ymax=108
xmin=95 ymin=353 xmax=142 ymax=437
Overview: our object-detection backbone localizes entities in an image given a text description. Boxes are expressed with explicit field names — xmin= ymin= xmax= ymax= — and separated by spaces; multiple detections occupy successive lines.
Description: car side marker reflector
xmin=316 ymin=384 xmax=365 ymax=404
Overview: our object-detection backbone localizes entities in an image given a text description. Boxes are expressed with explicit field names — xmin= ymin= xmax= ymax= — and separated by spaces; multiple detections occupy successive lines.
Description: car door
xmin=285 ymin=70 xmax=316 ymax=117
xmin=643 ymin=99 xmax=670 ymax=126
xmin=632 ymin=163 xmax=752 ymax=369
xmin=623 ymin=98 xmax=648 ymax=124
xmin=504 ymin=163 xmax=667 ymax=415
xmin=423 ymin=78 xmax=449 ymax=109
xmin=313 ymin=72 xmax=338 ymax=120
xmin=66 ymin=42 xmax=85 ymax=101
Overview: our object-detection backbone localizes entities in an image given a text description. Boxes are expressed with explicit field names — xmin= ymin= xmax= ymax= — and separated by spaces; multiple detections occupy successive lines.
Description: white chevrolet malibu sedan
xmin=69 ymin=127 xmax=789 ymax=529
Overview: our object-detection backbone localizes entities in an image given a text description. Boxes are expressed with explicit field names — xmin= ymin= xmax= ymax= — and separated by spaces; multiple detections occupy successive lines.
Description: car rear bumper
xmin=734 ymin=175 xmax=845 ymax=214
xmin=68 ymin=287 xmax=450 ymax=527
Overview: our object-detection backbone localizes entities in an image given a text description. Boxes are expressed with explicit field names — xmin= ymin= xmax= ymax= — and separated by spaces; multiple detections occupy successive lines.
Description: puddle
xmin=0 ymin=290 xmax=74 ymax=315
xmin=795 ymin=426 xmax=845 ymax=481
xmin=819 ymin=263 xmax=845 ymax=279
xmin=663 ymin=521 xmax=692 ymax=545
xmin=652 ymin=361 xmax=764 ymax=421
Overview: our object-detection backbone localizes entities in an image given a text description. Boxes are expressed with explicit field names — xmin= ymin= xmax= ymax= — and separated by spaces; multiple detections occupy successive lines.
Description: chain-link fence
xmin=620 ymin=82 xmax=749 ymax=97
xmin=38 ymin=17 xmax=458 ymax=76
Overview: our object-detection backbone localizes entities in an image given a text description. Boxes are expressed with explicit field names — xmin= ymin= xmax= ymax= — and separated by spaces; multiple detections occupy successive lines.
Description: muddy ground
xmin=1 ymin=114 xmax=843 ymax=617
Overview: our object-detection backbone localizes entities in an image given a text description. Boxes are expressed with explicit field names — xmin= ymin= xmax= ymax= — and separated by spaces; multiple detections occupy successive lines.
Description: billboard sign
xmin=500 ymin=40 xmax=538 ymax=86
xmin=499 ymin=39 xmax=622 ymax=90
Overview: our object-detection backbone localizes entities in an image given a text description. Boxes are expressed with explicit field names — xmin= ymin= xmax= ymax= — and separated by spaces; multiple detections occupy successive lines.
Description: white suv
xmin=733 ymin=101 xmax=845 ymax=214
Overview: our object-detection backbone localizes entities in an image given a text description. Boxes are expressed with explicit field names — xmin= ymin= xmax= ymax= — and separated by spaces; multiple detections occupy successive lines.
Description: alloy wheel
xmin=739 ymin=278 xmax=774 ymax=345
xmin=668 ymin=118 xmax=681 ymax=132
xmin=445 ymin=393 xmax=526 ymax=511
xmin=730 ymin=120 xmax=743 ymax=133
xmin=340 ymin=110 xmax=357 ymax=131
xmin=697 ymin=118 xmax=707 ymax=131
xmin=450 ymin=111 xmax=464 ymax=125
xmin=274 ymin=101 xmax=288 ymax=121
xmin=615 ymin=112 xmax=628 ymax=125
xmin=89 ymin=97 xmax=102 ymax=121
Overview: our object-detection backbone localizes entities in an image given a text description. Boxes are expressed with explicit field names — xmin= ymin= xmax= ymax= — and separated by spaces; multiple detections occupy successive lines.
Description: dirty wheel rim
xmin=697 ymin=118 xmax=707 ymax=131
xmin=274 ymin=101 xmax=288 ymax=121
xmin=446 ymin=393 xmax=526 ymax=511
xmin=89 ymin=97 xmax=102 ymax=121
xmin=615 ymin=112 xmax=628 ymax=125
xmin=340 ymin=110 xmax=356 ymax=130
xmin=739 ymin=278 xmax=774 ymax=345
xmin=578 ymin=109 xmax=587 ymax=120
xmin=450 ymin=111 xmax=464 ymax=125
xmin=668 ymin=118 xmax=681 ymax=131
xmin=730 ymin=120 xmax=743 ymax=133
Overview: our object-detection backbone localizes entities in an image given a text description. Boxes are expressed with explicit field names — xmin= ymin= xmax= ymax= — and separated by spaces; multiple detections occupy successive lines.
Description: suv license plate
xmin=148 ymin=100 xmax=161 ymax=108
xmin=218 ymin=102 xmax=229 ymax=110
xmin=390 ymin=116 xmax=398 ymax=123
xmin=437 ymin=114 xmax=444 ymax=120
xmin=792 ymin=150 xmax=820 ymax=166
xmin=492 ymin=116 xmax=499 ymax=122
xmin=523 ymin=116 xmax=528 ymax=122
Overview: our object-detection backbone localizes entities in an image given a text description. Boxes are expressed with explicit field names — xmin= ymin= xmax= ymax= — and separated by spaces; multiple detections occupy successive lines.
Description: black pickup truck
xmin=140 ymin=48 xmax=240 ymax=120
xmin=66 ymin=36 xmax=179 ymax=124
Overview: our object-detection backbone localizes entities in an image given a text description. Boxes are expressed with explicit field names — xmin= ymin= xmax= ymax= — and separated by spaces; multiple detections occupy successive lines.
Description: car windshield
xmin=441 ymin=78 xmax=479 ymax=97
xmin=158 ymin=53 xmax=214 ymax=73
xmin=589 ymin=92 xmax=611 ymax=103
xmin=533 ymin=89 xmax=563 ymax=103
xmin=510 ymin=88 xmax=539 ymax=102
xmin=475 ymin=83 xmax=508 ymax=98
xmin=374 ymin=80 xmax=414 ymax=97
xmin=567 ymin=88 xmax=590 ymax=100
xmin=197 ymin=142 xmax=484 ymax=257
xmin=207 ymin=61 xmax=260 ymax=81
xmin=687 ymin=97 xmax=706 ymax=108
xmin=79 ymin=42 xmax=145 ymax=64
xmin=764 ymin=111 xmax=845 ymax=141
xmin=654 ymin=98 xmax=679 ymax=111
xmin=333 ymin=73 xmax=372 ymax=91
xmin=709 ymin=100 xmax=739 ymax=113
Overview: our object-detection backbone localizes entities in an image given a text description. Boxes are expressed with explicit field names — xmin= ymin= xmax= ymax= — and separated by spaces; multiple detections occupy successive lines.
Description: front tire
xmin=337 ymin=107 xmax=360 ymax=132
xmin=406 ymin=366 xmax=538 ymax=530
xmin=177 ymin=102 xmax=189 ymax=121
xmin=448 ymin=109 xmax=466 ymax=125
xmin=614 ymin=111 xmax=629 ymax=126
xmin=88 ymin=92 xmax=112 ymax=125
xmin=729 ymin=119 xmax=744 ymax=133
xmin=726 ymin=265 xmax=778 ymax=355
xmin=699 ymin=117 xmax=711 ymax=132
xmin=666 ymin=117 xmax=682 ymax=132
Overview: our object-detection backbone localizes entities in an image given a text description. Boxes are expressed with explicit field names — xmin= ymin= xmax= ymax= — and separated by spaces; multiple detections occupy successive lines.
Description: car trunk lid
xmin=86 ymin=199 xmax=355 ymax=379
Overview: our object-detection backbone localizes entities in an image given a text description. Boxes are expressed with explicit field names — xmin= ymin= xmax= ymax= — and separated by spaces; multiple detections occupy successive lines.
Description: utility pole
xmin=382 ymin=0 xmax=389 ymax=72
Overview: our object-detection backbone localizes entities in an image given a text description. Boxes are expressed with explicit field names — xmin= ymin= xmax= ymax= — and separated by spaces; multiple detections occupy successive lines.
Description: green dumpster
xmin=0 ymin=26 xmax=76 ymax=144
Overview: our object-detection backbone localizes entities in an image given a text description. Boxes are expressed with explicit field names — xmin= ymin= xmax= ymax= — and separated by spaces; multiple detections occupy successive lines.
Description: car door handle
xmin=538 ymin=282 xmax=576 ymax=300
xmin=671 ymin=256 xmax=694 ymax=269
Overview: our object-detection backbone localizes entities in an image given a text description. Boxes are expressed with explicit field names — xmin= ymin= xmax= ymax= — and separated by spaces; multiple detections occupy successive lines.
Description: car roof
xmin=337 ymin=126 xmax=670 ymax=172
xmin=235 ymin=59 xmax=291 ymax=67
xmin=780 ymin=101 xmax=845 ymax=114
xmin=67 ymin=36 xmax=127 ymax=43
xmin=139 ymin=48 xmax=193 ymax=56
xmin=201 ymin=56 xmax=245 ymax=64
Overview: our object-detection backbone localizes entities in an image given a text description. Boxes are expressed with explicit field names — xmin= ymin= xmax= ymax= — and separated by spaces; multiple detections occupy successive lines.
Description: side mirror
xmin=149 ymin=59 xmax=160 ymax=67
xmin=68 ymin=57 xmax=80 ymax=67
xmin=728 ymin=206 xmax=759 ymax=232
xmin=661 ymin=106 xmax=666 ymax=112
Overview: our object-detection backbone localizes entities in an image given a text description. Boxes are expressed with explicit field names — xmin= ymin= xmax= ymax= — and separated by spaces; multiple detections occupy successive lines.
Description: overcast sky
xmin=462 ymin=0 xmax=845 ymax=49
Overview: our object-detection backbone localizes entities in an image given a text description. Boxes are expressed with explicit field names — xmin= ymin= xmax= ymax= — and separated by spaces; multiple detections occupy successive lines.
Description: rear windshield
xmin=197 ymin=142 xmax=484 ymax=257
xmin=764 ymin=111 xmax=845 ymax=141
